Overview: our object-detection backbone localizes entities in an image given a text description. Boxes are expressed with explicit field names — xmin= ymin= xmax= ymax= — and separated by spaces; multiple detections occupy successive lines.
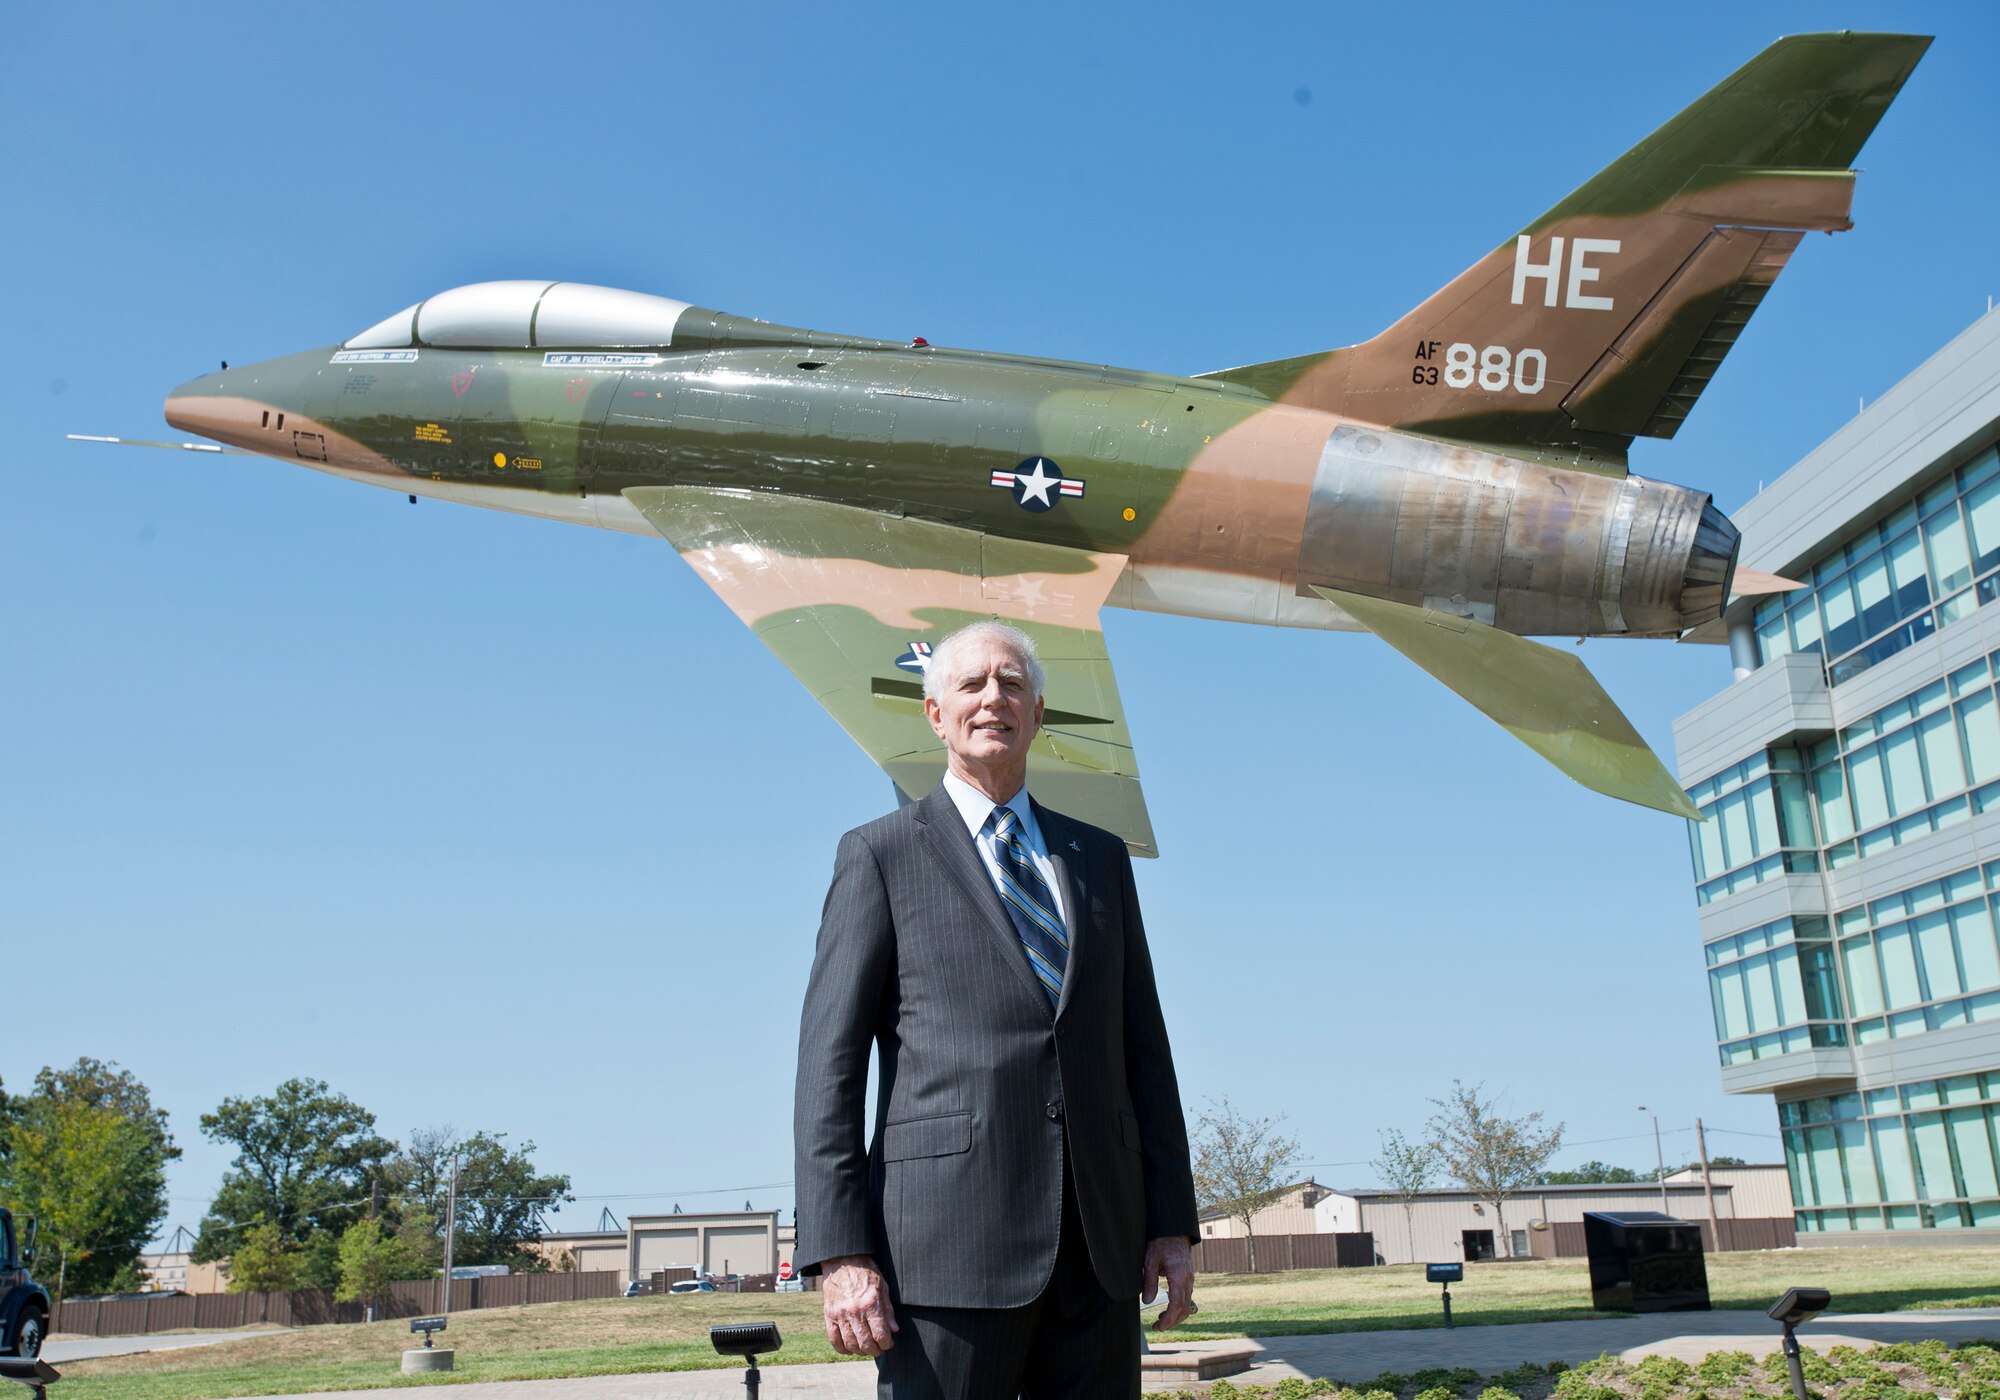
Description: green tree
xmin=1188 ymin=1097 xmax=1303 ymax=1274
xmin=393 ymin=1206 xmax=444 ymax=1274
xmin=0 ymin=1060 xmax=178 ymax=1297
xmin=1371 ymin=1128 xmax=1441 ymax=1260
xmin=1539 ymin=1160 xmax=1645 ymax=1185
xmin=1427 ymin=1080 xmax=1564 ymax=1259
xmin=334 ymin=1218 xmax=428 ymax=1312
xmin=387 ymin=1128 xmax=572 ymax=1271
xmin=193 ymin=1078 xmax=393 ymax=1265
xmin=226 ymin=1221 xmax=302 ymax=1294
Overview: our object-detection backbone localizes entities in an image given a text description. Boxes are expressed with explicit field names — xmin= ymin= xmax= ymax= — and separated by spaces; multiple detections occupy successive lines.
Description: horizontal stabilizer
xmin=1313 ymin=586 xmax=1700 ymax=820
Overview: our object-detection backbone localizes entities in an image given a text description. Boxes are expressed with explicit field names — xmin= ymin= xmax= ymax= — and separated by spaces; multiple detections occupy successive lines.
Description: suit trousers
xmin=875 ymin=1149 xmax=1139 ymax=1400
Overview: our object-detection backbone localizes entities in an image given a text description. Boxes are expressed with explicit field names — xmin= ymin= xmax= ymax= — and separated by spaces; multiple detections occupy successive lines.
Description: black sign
xmin=410 ymin=1316 xmax=448 ymax=1334
xmin=1426 ymin=1263 xmax=1464 ymax=1284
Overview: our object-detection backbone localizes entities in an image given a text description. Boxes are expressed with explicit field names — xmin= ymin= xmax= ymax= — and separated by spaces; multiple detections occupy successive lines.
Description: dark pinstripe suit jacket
xmin=793 ymin=785 xmax=1198 ymax=1309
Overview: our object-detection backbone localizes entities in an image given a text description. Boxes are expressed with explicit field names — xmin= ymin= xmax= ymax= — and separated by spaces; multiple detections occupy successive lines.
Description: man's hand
xmin=1140 ymin=1235 xmax=1195 ymax=1330
xmin=821 ymin=1254 xmax=899 ymax=1356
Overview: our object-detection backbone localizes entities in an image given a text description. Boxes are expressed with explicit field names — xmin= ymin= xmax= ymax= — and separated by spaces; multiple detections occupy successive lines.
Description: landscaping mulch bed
xmin=1160 ymin=1339 xmax=2000 ymax=1400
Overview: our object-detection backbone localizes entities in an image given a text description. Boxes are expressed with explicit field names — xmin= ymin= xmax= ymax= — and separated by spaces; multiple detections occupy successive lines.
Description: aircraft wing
xmin=625 ymin=486 xmax=1157 ymax=855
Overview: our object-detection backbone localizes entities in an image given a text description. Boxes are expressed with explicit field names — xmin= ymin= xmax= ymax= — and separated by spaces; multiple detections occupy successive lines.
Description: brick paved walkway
xmin=233 ymin=1307 xmax=2000 ymax=1397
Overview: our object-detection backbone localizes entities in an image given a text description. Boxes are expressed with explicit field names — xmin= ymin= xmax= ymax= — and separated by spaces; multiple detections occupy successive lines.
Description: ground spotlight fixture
xmin=0 ymin=1355 xmax=62 ymax=1400
xmin=1768 ymin=1287 xmax=1831 ymax=1400
xmin=711 ymin=1322 xmax=782 ymax=1398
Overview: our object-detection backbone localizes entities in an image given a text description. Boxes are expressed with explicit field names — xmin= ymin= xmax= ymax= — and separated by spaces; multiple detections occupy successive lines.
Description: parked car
xmin=668 ymin=1279 xmax=716 ymax=1295
xmin=622 ymin=1280 xmax=652 ymax=1297
xmin=775 ymin=1277 xmax=805 ymax=1293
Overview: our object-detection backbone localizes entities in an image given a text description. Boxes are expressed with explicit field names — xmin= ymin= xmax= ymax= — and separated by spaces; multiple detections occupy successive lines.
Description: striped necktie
xmin=985 ymin=806 xmax=1068 ymax=1011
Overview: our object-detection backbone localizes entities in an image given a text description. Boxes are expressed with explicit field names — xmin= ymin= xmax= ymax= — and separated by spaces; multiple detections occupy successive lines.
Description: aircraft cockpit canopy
xmin=344 ymin=281 xmax=694 ymax=350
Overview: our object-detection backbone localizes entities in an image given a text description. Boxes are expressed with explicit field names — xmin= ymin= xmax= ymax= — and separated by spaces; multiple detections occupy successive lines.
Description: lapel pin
xmin=1069 ymin=840 xmax=1082 ymax=852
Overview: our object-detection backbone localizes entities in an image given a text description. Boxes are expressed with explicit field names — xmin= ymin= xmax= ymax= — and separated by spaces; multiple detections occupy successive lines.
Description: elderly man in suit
xmin=793 ymin=620 xmax=1199 ymax=1399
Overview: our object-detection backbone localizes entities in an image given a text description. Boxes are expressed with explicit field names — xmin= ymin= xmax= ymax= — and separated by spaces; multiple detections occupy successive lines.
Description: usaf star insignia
xmin=990 ymin=456 xmax=1084 ymax=512
xmin=894 ymin=641 xmax=933 ymax=674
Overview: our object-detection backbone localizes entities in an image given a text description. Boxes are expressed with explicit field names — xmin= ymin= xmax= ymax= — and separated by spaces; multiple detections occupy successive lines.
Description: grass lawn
xmin=54 ymin=1248 xmax=2000 ymax=1400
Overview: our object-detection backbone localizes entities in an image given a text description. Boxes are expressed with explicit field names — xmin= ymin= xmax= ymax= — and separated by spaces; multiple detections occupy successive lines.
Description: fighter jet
xmin=142 ymin=32 xmax=1927 ymax=855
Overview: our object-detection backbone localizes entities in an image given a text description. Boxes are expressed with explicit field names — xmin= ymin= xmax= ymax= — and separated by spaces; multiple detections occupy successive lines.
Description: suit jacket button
xmin=1046 ymin=1102 xmax=1062 ymax=1120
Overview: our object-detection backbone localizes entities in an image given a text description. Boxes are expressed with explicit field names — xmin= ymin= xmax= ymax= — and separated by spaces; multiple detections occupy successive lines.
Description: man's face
xmin=924 ymin=636 xmax=1044 ymax=779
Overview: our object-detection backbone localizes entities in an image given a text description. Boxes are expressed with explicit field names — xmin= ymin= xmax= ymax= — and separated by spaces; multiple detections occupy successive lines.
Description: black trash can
xmin=1582 ymin=1211 xmax=1710 ymax=1313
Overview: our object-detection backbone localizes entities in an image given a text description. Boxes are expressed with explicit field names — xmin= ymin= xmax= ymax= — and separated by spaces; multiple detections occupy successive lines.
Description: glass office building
xmin=1674 ymin=309 xmax=2000 ymax=1238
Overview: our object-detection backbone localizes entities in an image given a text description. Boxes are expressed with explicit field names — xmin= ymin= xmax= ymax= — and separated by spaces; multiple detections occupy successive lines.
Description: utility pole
xmin=1638 ymin=1105 xmax=1668 ymax=1212
xmin=1696 ymin=1117 xmax=1721 ymax=1250
xmin=441 ymin=1157 xmax=460 ymax=1314
xmin=364 ymin=1176 xmax=383 ymax=1324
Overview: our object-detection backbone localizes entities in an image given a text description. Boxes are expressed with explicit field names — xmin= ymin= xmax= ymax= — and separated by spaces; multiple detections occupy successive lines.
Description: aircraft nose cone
xmin=164 ymin=370 xmax=260 ymax=447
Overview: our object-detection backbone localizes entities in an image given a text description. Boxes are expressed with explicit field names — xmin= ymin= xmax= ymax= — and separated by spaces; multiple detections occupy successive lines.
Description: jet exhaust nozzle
xmin=1678 ymin=499 xmax=1741 ymax=631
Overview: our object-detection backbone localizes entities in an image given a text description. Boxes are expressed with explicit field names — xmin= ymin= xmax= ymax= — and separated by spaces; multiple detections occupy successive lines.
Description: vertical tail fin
xmin=1203 ymin=32 xmax=1931 ymax=471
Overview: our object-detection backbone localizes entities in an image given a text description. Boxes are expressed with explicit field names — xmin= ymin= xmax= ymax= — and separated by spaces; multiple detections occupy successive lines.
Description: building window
xmin=1830 ymin=860 xmax=2000 ymax=1043
xmin=1685 ymin=750 xmax=1820 ymax=905
xmin=1783 ymin=1073 xmax=2000 ymax=1231
xmin=1690 ymin=654 xmax=2000 ymax=905
xmin=1752 ymin=444 xmax=2000 ymax=686
xmin=1705 ymin=916 xmax=1847 ymax=1063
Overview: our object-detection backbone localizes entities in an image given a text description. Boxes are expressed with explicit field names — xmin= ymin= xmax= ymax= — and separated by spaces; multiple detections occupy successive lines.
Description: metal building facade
xmin=1673 ymin=308 xmax=2000 ymax=1240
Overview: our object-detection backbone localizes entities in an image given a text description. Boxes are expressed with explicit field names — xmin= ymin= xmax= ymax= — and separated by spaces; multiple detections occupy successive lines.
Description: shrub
xmin=1633 ymin=1356 xmax=1694 ymax=1387
xmin=1555 ymin=1357 xmax=1627 ymax=1399
xmin=1407 ymin=1367 xmax=1481 ymax=1396
xmin=1694 ymin=1351 xmax=1755 ymax=1387
xmin=1845 ymin=1374 xmax=1915 ymax=1400
xmin=1959 ymin=1344 xmax=2000 ymax=1383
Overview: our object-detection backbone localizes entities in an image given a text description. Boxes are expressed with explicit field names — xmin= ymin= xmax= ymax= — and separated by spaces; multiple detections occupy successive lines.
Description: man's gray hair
xmin=922 ymin=621 xmax=1046 ymax=703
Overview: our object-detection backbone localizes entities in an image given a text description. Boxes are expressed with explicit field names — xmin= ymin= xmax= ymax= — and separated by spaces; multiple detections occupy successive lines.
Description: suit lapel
xmin=1035 ymin=800 xmax=1090 ymax=1023
xmin=913 ymin=786 xmax=1052 ymax=1016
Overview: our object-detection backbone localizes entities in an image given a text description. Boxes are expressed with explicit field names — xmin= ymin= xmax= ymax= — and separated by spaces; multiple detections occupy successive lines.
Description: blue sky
xmin=7 ymin=3 xmax=1997 ymax=1245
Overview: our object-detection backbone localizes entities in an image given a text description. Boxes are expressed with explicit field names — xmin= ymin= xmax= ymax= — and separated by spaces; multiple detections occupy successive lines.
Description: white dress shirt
xmin=940 ymin=771 xmax=1068 ymax=927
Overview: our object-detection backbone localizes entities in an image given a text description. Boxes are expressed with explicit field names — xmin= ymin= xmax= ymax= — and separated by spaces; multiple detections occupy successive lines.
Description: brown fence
xmin=1539 ymin=1216 xmax=1796 ymax=1260
xmin=1190 ymin=1232 xmax=1375 ymax=1274
xmin=53 ymin=1270 xmax=623 ymax=1338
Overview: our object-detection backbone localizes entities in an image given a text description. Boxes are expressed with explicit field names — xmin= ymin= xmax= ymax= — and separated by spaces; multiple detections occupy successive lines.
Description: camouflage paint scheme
xmin=162 ymin=33 xmax=1928 ymax=855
